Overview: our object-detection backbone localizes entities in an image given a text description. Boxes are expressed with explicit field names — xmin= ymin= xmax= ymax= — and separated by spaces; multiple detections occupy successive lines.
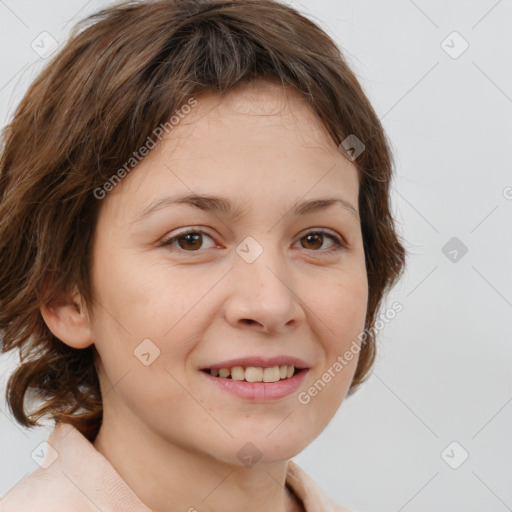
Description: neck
xmin=93 ymin=409 xmax=304 ymax=512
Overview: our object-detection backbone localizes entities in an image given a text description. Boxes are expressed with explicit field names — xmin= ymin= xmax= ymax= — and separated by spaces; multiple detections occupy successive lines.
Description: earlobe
xmin=39 ymin=284 xmax=94 ymax=349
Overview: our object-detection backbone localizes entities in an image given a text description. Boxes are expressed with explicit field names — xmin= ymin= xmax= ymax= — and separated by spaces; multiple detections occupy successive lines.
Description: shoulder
xmin=0 ymin=466 xmax=83 ymax=512
xmin=1 ymin=422 xmax=100 ymax=511
xmin=286 ymin=460 xmax=359 ymax=512
xmin=1 ymin=422 xmax=152 ymax=512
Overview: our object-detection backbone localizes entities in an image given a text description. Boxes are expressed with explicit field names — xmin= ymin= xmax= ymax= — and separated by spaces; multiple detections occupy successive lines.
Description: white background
xmin=1 ymin=1 xmax=511 ymax=511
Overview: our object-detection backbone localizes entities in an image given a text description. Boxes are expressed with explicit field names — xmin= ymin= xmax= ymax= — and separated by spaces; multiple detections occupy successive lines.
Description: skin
xmin=40 ymin=79 xmax=368 ymax=512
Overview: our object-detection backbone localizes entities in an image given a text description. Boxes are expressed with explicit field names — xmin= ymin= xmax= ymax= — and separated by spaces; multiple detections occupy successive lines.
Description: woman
xmin=0 ymin=0 xmax=406 ymax=510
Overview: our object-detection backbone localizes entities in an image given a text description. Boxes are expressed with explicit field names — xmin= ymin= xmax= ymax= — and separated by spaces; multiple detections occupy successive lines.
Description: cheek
xmin=88 ymin=247 xmax=216 ymax=391
xmin=315 ymin=265 xmax=368 ymax=349
xmin=90 ymin=242 xmax=202 ymax=336
xmin=296 ymin=266 xmax=367 ymax=416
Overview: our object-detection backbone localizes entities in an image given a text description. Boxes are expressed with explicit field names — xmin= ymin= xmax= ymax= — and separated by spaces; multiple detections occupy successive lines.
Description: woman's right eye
xmin=160 ymin=229 xmax=217 ymax=253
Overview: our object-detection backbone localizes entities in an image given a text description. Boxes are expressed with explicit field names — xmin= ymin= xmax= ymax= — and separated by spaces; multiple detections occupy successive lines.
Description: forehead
xmin=98 ymin=80 xmax=359 ymax=224
xmin=163 ymin=80 xmax=340 ymax=156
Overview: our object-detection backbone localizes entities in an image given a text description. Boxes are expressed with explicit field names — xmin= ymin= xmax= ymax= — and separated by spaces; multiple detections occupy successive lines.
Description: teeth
xmin=231 ymin=366 xmax=245 ymax=381
xmin=209 ymin=365 xmax=297 ymax=382
xmin=218 ymin=368 xmax=230 ymax=378
xmin=245 ymin=367 xmax=263 ymax=382
xmin=263 ymin=366 xmax=280 ymax=382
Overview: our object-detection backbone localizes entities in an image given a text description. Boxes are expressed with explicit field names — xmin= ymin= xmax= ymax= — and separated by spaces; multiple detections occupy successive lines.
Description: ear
xmin=39 ymin=284 xmax=94 ymax=349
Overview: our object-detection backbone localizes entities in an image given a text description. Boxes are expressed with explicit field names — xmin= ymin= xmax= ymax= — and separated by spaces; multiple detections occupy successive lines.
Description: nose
xmin=223 ymin=240 xmax=305 ymax=335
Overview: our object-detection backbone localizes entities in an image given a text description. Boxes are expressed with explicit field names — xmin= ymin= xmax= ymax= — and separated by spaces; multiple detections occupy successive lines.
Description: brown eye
xmin=296 ymin=230 xmax=345 ymax=253
xmin=161 ymin=229 xmax=216 ymax=252
xmin=300 ymin=233 xmax=324 ymax=250
xmin=160 ymin=228 xmax=345 ymax=255
xmin=177 ymin=233 xmax=203 ymax=251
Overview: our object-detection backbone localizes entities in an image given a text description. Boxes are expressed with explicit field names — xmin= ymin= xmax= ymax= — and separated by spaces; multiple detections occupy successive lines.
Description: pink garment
xmin=1 ymin=422 xmax=356 ymax=512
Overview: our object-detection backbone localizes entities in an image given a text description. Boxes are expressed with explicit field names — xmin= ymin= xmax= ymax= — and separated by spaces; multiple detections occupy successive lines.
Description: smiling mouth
xmin=202 ymin=365 xmax=300 ymax=383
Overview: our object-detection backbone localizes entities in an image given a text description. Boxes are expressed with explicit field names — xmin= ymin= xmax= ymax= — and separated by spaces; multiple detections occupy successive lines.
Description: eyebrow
xmin=133 ymin=193 xmax=360 ymax=223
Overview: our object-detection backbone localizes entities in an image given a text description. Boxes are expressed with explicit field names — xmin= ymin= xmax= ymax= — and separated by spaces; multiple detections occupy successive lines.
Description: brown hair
xmin=0 ymin=0 xmax=406 ymax=443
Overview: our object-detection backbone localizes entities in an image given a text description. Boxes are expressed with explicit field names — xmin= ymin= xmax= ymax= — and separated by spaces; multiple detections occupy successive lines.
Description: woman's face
xmin=88 ymin=80 xmax=368 ymax=464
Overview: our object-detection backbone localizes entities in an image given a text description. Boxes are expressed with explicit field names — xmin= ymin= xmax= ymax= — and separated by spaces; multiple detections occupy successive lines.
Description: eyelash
xmin=159 ymin=228 xmax=346 ymax=255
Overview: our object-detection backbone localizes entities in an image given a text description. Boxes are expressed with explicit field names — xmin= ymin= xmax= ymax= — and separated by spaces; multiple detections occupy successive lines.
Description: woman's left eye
xmin=296 ymin=229 xmax=346 ymax=253
xmin=160 ymin=228 xmax=345 ymax=254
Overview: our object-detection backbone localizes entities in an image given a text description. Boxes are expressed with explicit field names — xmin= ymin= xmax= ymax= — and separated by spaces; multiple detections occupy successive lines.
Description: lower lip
xmin=201 ymin=369 xmax=309 ymax=402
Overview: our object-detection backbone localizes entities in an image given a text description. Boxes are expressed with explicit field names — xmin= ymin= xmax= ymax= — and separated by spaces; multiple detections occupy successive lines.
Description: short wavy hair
xmin=0 ymin=0 xmax=406 ymax=443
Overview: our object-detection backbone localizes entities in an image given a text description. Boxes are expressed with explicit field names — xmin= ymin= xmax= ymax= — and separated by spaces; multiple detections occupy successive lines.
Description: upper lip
xmin=201 ymin=356 xmax=310 ymax=370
